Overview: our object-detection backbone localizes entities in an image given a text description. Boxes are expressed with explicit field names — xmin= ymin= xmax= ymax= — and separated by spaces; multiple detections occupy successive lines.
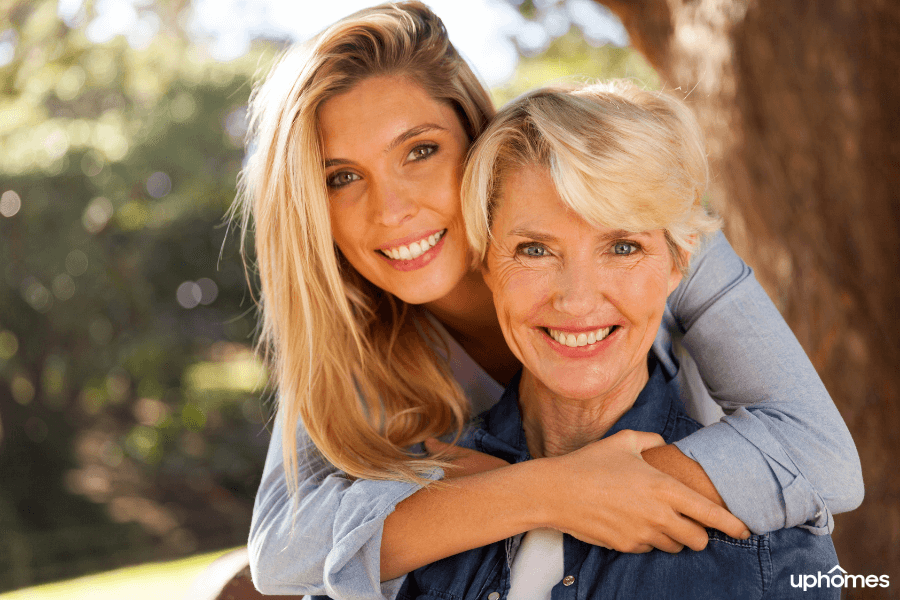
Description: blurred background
xmin=2 ymin=0 xmax=898 ymax=597
xmin=0 ymin=0 xmax=656 ymax=592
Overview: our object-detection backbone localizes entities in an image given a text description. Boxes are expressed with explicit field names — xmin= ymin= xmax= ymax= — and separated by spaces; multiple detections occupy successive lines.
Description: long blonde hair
xmin=230 ymin=2 xmax=495 ymax=486
xmin=463 ymin=81 xmax=721 ymax=274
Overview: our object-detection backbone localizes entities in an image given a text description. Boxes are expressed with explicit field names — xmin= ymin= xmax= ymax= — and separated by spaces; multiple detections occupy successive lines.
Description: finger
xmin=675 ymin=493 xmax=749 ymax=540
xmin=661 ymin=514 xmax=710 ymax=552
xmin=650 ymin=533 xmax=685 ymax=554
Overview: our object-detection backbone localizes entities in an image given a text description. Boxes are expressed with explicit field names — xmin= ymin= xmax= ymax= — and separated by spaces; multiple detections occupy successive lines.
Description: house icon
xmin=827 ymin=565 xmax=848 ymax=575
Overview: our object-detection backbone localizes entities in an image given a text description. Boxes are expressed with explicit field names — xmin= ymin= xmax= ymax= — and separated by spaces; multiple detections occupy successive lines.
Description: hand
xmin=424 ymin=438 xmax=510 ymax=479
xmin=540 ymin=430 xmax=750 ymax=554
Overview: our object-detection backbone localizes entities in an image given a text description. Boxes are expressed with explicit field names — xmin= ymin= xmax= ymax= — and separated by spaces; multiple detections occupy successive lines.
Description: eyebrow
xmin=323 ymin=123 xmax=449 ymax=169
xmin=385 ymin=123 xmax=448 ymax=153
xmin=507 ymin=226 xmax=644 ymax=241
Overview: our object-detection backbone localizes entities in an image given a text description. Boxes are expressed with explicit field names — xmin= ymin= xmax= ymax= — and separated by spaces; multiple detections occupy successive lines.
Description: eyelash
xmin=325 ymin=143 xmax=439 ymax=190
xmin=325 ymin=171 xmax=360 ymax=189
xmin=514 ymin=240 xmax=642 ymax=258
xmin=516 ymin=243 xmax=549 ymax=258
xmin=612 ymin=241 xmax=641 ymax=255
xmin=407 ymin=143 xmax=438 ymax=162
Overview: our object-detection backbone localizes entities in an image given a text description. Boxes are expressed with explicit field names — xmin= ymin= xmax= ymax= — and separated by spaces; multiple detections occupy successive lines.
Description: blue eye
xmin=613 ymin=242 xmax=638 ymax=255
xmin=519 ymin=244 xmax=548 ymax=257
xmin=326 ymin=171 xmax=360 ymax=189
xmin=407 ymin=144 xmax=437 ymax=161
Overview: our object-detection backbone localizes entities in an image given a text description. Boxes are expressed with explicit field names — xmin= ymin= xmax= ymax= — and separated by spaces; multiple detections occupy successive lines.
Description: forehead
xmin=494 ymin=165 xmax=586 ymax=230
xmin=317 ymin=76 xmax=465 ymax=155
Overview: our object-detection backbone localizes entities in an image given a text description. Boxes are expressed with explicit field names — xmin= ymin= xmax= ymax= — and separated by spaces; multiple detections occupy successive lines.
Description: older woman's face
xmin=483 ymin=165 xmax=684 ymax=401
xmin=320 ymin=76 xmax=472 ymax=305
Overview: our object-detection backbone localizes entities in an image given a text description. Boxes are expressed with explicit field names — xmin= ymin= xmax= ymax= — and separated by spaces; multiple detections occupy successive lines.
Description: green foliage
xmin=0 ymin=0 xmax=276 ymax=589
xmin=492 ymin=30 xmax=659 ymax=107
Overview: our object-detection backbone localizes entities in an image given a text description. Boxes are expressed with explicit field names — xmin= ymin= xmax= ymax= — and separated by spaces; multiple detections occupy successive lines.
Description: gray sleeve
xmin=666 ymin=232 xmax=863 ymax=534
xmin=248 ymin=409 xmax=440 ymax=598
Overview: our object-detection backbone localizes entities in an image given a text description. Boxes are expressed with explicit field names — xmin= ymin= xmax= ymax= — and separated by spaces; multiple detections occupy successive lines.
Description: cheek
xmin=493 ymin=266 xmax=553 ymax=326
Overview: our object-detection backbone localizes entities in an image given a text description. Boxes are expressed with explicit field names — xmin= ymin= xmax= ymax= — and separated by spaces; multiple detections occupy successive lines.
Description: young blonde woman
xmin=233 ymin=3 xmax=862 ymax=597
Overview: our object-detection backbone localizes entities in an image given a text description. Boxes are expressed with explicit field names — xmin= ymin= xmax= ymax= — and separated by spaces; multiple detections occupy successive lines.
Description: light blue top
xmin=248 ymin=232 xmax=863 ymax=599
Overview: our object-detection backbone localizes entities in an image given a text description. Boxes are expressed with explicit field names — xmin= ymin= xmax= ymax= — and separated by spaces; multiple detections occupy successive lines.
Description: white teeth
xmin=380 ymin=230 xmax=445 ymax=261
xmin=548 ymin=326 xmax=614 ymax=348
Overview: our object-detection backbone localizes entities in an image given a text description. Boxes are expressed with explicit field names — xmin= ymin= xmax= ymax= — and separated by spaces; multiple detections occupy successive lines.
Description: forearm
xmin=641 ymin=444 xmax=725 ymax=508
xmin=381 ymin=460 xmax=545 ymax=580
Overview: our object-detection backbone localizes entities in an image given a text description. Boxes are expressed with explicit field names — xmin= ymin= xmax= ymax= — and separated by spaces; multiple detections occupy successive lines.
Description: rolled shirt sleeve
xmin=249 ymin=409 xmax=440 ymax=599
xmin=668 ymin=232 xmax=863 ymax=534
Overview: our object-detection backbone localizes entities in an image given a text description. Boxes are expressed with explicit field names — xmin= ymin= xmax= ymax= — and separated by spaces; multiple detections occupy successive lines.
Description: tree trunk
xmin=596 ymin=0 xmax=900 ymax=588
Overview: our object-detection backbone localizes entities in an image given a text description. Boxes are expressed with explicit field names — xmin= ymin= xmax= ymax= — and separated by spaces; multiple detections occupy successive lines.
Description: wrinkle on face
xmin=482 ymin=164 xmax=683 ymax=447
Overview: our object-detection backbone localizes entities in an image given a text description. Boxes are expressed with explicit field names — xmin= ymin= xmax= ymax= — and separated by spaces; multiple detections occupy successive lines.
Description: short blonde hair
xmin=462 ymin=80 xmax=721 ymax=274
xmin=230 ymin=2 xmax=494 ymax=486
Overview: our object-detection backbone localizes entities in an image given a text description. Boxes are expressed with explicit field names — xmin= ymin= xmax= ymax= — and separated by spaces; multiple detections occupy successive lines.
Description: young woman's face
xmin=319 ymin=76 xmax=473 ymax=305
xmin=483 ymin=164 xmax=684 ymax=403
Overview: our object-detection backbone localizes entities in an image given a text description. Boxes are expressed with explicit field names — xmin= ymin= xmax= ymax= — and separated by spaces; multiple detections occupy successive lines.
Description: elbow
xmin=821 ymin=437 xmax=865 ymax=516
xmin=247 ymin=532 xmax=280 ymax=595
xmin=832 ymin=463 xmax=865 ymax=515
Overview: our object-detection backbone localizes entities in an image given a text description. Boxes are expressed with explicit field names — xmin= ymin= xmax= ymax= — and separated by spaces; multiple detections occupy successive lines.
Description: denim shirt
xmin=248 ymin=232 xmax=862 ymax=598
xmin=395 ymin=356 xmax=840 ymax=600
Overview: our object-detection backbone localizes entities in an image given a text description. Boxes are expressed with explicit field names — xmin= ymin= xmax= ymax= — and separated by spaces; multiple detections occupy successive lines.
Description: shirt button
xmin=488 ymin=593 xmax=500 ymax=600
xmin=563 ymin=575 xmax=575 ymax=586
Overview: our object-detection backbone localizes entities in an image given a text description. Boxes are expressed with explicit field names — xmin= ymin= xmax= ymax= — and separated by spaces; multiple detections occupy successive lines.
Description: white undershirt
xmin=507 ymin=528 xmax=565 ymax=600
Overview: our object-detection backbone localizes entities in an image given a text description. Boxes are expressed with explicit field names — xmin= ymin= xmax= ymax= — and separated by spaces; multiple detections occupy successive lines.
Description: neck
xmin=424 ymin=266 xmax=520 ymax=385
xmin=518 ymin=364 xmax=649 ymax=459
xmin=425 ymin=266 xmax=499 ymax=341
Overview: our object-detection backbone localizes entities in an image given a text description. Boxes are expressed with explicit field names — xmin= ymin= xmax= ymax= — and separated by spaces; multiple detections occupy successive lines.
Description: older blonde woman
xmin=236 ymin=3 xmax=861 ymax=597
xmin=394 ymin=81 xmax=840 ymax=600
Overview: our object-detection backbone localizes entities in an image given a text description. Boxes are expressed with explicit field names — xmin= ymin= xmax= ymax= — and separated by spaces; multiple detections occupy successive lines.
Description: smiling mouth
xmin=377 ymin=229 xmax=447 ymax=261
xmin=544 ymin=326 xmax=618 ymax=348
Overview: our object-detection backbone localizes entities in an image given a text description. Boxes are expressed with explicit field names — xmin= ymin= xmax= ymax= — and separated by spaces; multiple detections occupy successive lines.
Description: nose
xmin=551 ymin=259 xmax=606 ymax=318
xmin=371 ymin=179 xmax=418 ymax=227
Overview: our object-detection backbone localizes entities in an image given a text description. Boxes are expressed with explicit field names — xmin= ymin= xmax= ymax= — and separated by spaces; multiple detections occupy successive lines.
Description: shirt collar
xmin=479 ymin=351 xmax=681 ymax=459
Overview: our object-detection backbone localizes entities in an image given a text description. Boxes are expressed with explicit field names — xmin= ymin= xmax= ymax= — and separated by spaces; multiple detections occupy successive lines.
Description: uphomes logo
xmin=791 ymin=565 xmax=890 ymax=591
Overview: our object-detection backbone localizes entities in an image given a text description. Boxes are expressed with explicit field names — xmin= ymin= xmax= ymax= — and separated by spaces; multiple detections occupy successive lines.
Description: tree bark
xmin=596 ymin=0 xmax=900 ymax=588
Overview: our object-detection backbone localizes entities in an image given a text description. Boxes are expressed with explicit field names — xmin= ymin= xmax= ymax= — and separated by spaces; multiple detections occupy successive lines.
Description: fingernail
xmin=741 ymin=529 xmax=751 ymax=539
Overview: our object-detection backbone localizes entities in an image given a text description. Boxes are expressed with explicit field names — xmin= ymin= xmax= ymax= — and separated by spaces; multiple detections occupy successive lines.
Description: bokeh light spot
xmin=146 ymin=171 xmax=172 ymax=198
xmin=83 ymin=196 xmax=114 ymax=233
xmin=12 ymin=375 xmax=35 ymax=405
xmin=176 ymin=281 xmax=202 ymax=309
xmin=55 ymin=65 xmax=87 ymax=101
xmin=22 ymin=276 xmax=52 ymax=313
xmin=169 ymin=92 xmax=196 ymax=122
xmin=65 ymin=249 xmax=89 ymax=276
xmin=197 ymin=277 xmax=218 ymax=305
xmin=80 ymin=151 xmax=105 ymax=177
xmin=89 ymin=316 xmax=114 ymax=345
xmin=0 ymin=190 xmax=22 ymax=217
xmin=52 ymin=273 xmax=76 ymax=300
xmin=0 ymin=330 xmax=18 ymax=360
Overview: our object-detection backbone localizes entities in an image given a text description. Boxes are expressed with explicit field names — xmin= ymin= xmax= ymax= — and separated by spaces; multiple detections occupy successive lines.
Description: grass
xmin=0 ymin=547 xmax=239 ymax=600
